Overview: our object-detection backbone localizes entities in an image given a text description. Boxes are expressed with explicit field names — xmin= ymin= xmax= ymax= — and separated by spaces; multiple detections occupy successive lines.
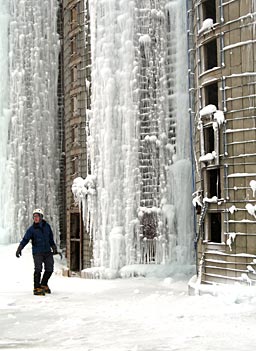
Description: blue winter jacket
xmin=20 ymin=220 xmax=56 ymax=255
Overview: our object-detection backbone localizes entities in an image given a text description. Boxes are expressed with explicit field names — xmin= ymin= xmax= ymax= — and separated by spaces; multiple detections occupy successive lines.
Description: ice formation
xmin=75 ymin=0 xmax=194 ymax=270
xmin=226 ymin=232 xmax=236 ymax=251
xmin=0 ymin=0 xmax=61 ymax=243
xmin=0 ymin=0 xmax=10 ymax=243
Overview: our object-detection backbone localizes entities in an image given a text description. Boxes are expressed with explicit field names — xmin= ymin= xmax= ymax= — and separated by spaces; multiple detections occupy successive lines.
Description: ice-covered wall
xmin=0 ymin=0 xmax=10 ymax=243
xmin=0 ymin=0 xmax=61 ymax=244
xmin=77 ymin=0 xmax=194 ymax=270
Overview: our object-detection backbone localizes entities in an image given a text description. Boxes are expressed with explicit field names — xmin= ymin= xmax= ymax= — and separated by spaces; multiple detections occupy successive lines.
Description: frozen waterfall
xmin=0 ymin=0 xmax=61 ymax=244
xmin=0 ymin=0 xmax=10 ymax=243
xmin=73 ymin=0 xmax=194 ymax=272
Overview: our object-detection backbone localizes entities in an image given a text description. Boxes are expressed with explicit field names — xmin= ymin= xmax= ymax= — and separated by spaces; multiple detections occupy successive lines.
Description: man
xmin=16 ymin=208 xmax=58 ymax=296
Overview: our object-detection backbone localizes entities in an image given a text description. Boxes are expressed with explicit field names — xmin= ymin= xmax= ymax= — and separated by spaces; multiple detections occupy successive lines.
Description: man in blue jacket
xmin=16 ymin=208 xmax=58 ymax=296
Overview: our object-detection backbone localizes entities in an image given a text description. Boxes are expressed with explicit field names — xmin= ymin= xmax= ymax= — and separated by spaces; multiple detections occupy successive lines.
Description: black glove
xmin=51 ymin=245 xmax=58 ymax=255
xmin=16 ymin=244 xmax=23 ymax=258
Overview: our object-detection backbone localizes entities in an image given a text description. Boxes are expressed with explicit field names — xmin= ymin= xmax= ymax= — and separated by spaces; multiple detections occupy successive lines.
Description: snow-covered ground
xmin=1 ymin=244 xmax=256 ymax=351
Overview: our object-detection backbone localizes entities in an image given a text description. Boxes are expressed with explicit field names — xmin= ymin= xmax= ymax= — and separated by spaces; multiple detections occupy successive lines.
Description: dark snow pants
xmin=33 ymin=252 xmax=54 ymax=288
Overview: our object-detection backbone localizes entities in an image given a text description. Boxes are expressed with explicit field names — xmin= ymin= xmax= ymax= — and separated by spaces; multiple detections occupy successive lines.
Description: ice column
xmin=165 ymin=0 xmax=194 ymax=264
xmin=86 ymin=0 xmax=193 ymax=269
xmin=1 ymin=0 xmax=61 ymax=243
xmin=0 ymin=0 xmax=11 ymax=243
xmin=88 ymin=0 xmax=139 ymax=268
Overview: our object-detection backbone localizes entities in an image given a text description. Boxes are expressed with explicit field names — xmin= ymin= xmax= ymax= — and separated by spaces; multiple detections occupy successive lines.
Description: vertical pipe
xmin=186 ymin=0 xmax=198 ymax=270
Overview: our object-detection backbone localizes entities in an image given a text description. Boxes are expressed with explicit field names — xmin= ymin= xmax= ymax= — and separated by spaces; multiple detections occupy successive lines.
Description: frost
xmin=139 ymin=34 xmax=151 ymax=45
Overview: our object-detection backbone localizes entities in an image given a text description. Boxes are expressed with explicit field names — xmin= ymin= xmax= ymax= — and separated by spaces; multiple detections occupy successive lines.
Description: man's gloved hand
xmin=51 ymin=245 xmax=58 ymax=255
xmin=16 ymin=245 xmax=23 ymax=258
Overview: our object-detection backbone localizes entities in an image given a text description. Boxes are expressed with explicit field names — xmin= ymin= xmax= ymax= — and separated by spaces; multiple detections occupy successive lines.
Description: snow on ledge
xmin=245 ymin=204 xmax=256 ymax=218
xmin=199 ymin=151 xmax=216 ymax=162
xmin=199 ymin=105 xmax=225 ymax=126
xmin=229 ymin=205 xmax=238 ymax=214
xmin=198 ymin=18 xmax=214 ymax=35
xmin=203 ymin=196 xmax=218 ymax=203
xmin=227 ymin=173 xmax=256 ymax=178
xmin=199 ymin=104 xmax=216 ymax=117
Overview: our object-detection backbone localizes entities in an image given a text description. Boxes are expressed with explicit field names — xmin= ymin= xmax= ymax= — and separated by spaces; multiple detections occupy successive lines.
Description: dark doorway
xmin=70 ymin=212 xmax=81 ymax=271
xmin=70 ymin=241 xmax=80 ymax=272
xmin=209 ymin=212 xmax=221 ymax=243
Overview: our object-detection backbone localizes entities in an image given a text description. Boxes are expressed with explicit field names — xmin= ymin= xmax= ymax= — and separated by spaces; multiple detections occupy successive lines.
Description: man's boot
xmin=41 ymin=271 xmax=53 ymax=294
xmin=33 ymin=272 xmax=45 ymax=296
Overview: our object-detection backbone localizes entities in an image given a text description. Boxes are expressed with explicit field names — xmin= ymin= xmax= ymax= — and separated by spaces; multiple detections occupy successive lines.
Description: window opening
xmin=204 ymin=39 xmax=217 ymax=71
xmin=72 ymin=156 xmax=79 ymax=175
xmin=71 ymin=37 xmax=77 ymax=55
xmin=209 ymin=212 xmax=221 ymax=243
xmin=71 ymin=125 xmax=79 ymax=145
xmin=205 ymin=82 xmax=218 ymax=107
xmin=207 ymin=168 xmax=221 ymax=198
xmin=70 ymin=213 xmax=80 ymax=239
xmin=71 ymin=96 xmax=78 ymax=115
xmin=71 ymin=66 xmax=78 ymax=85
xmin=70 ymin=6 xmax=78 ymax=29
xmin=202 ymin=0 xmax=216 ymax=23
xmin=204 ymin=126 xmax=214 ymax=154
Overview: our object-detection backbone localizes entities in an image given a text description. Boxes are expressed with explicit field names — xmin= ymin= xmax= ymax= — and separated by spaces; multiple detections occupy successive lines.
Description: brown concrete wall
xmin=192 ymin=0 xmax=256 ymax=283
xmin=63 ymin=0 xmax=92 ymax=272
